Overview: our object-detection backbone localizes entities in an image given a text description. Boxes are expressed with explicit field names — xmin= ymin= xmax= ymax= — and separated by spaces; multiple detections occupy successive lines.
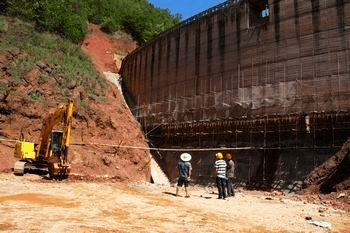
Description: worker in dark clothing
xmin=176 ymin=153 xmax=192 ymax=197
xmin=225 ymin=153 xmax=235 ymax=197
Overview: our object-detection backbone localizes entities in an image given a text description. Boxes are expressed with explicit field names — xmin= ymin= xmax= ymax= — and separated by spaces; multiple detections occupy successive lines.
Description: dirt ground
xmin=0 ymin=173 xmax=349 ymax=233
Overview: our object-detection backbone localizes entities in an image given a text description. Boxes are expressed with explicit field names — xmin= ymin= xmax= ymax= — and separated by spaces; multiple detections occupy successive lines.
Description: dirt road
xmin=0 ymin=173 xmax=349 ymax=233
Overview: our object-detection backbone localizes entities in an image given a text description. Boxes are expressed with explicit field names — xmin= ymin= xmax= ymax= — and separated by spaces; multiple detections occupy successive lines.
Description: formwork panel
xmin=272 ymin=60 xmax=285 ymax=83
xmin=328 ymin=29 xmax=347 ymax=51
xmin=315 ymin=52 xmax=332 ymax=77
xmin=177 ymin=30 xmax=188 ymax=82
xmin=299 ymin=14 xmax=314 ymax=36
xmin=285 ymin=37 xmax=300 ymax=59
xmin=286 ymin=58 xmax=300 ymax=82
xmin=345 ymin=3 xmax=350 ymax=26
xmin=166 ymin=37 xmax=175 ymax=80
xmin=314 ymin=31 xmax=329 ymax=55
xmin=241 ymin=66 xmax=254 ymax=88
xmin=297 ymin=0 xmax=312 ymax=15
xmin=322 ymin=6 xmax=338 ymax=30
xmin=324 ymin=0 xmax=339 ymax=9
xmin=279 ymin=0 xmax=295 ymax=20
xmin=305 ymin=56 xmax=318 ymax=80
xmin=279 ymin=18 xmax=296 ymax=41
xmin=259 ymin=41 xmax=275 ymax=65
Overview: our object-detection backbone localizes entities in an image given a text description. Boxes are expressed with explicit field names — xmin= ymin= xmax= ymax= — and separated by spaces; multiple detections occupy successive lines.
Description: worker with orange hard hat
xmin=225 ymin=153 xmax=235 ymax=197
xmin=214 ymin=152 xmax=227 ymax=200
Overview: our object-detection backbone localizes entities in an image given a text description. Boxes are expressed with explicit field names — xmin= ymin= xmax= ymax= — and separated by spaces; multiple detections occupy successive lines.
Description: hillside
xmin=0 ymin=17 xmax=151 ymax=182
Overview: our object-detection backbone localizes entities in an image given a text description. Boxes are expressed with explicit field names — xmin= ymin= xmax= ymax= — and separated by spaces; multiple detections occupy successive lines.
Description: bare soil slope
xmin=0 ymin=23 xmax=150 ymax=182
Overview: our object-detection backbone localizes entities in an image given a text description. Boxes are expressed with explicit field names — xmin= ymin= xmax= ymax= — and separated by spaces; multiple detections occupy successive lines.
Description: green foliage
xmin=9 ymin=56 xmax=36 ymax=83
xmin=4 ymin=0 xmax=181 ymax=43
xmin=33 ymin=0 xmax=88 ymax=43
xmin=0 ymin=85 xmax=10 ymax=95
xmin=28 ymin=90 xmax=42 ymax=101
xmin=0 ymin=16 xmax=8 ymax=32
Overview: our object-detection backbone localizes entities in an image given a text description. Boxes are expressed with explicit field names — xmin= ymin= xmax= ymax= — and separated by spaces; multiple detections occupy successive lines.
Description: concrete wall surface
xmin=120 ymin=0 xmax=350 ymax=189
xmin=120 ymin=0 xmax=350 ymax=125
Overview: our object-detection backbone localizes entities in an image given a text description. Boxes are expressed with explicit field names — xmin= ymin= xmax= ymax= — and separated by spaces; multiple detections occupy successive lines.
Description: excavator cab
xmin=50 ymin=131 xmax=63 ymax=154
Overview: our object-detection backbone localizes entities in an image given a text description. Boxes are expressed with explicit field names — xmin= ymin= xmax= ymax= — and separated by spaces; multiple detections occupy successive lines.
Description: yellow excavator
xmin=13 ymin=100 xmax=74 ymax=179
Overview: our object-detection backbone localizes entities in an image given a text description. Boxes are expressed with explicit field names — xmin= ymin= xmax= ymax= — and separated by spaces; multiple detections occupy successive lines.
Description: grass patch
xmin=116 ymin=50 xmax=128 ymax=57
xmin=0 ymin=16 xmax=8 ymax=32
xmin=28 ymin=90 xmax=42 ymax=101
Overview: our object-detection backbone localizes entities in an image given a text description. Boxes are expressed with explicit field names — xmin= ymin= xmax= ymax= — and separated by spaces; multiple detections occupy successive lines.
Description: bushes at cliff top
xmin=4 ymin=0 xmax=181 ymax=43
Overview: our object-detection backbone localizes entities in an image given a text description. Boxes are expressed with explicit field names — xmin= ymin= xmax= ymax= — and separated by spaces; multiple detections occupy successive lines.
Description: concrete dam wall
xmin=120 ymin=0 xmax=350 ymax=190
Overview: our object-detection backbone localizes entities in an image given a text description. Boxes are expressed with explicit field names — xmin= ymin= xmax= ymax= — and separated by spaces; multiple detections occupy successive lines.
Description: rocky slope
xmin=0 ymin=22 xmax=151 ymax=182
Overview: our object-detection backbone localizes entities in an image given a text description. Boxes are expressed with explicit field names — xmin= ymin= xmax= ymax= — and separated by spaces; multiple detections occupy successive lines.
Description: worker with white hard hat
xmin=176 ymin=153 xmax=192 ymax=197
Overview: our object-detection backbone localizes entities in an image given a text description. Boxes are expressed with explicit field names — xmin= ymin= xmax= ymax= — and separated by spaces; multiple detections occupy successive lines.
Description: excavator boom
xmin=37 ymin=105 xmax=65 ymax=159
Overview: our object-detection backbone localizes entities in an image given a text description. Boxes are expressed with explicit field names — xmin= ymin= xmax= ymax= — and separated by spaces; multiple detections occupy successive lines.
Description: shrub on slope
xmin=3 ymin=0 xmax=181 ymax=43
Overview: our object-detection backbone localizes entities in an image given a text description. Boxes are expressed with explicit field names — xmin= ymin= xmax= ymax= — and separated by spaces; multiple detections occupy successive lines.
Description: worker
xmin=176 ymin=153 xmax=192 ymax=198
xmin=261 ymin=4 xmax=269 ymax=18
xmin=214 ymin=152 xmax=227 ymax=199
xmin=225 ymin=153 xmax=235 ymax=197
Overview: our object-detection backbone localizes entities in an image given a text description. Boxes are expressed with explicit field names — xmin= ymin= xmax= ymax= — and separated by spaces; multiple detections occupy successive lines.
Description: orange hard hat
xmin=225 ymin=153 xmax=232 ymax=160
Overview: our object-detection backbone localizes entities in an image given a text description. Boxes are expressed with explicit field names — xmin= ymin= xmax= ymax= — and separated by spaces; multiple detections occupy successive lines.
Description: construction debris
xmin=303 ymin=138 xmax=350 ymax=193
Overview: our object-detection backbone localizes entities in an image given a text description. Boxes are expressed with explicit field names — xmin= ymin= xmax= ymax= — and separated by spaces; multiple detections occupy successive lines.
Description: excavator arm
xmin=35 ymin=100 xmax=74 ymax=159
xmin=36 ymin=104 xmax=65 ymax=159
xmin=61 ymin=99 xmax=74 ymax=164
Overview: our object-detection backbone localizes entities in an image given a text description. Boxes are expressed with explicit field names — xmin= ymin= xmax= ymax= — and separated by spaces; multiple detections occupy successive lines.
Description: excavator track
xmin=13 ymin=161 xmax=27 ymax=176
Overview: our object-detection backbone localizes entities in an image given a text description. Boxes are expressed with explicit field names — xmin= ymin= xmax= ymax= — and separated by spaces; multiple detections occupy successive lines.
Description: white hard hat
xmin=180 ymin=153 xmax=192 ymax=162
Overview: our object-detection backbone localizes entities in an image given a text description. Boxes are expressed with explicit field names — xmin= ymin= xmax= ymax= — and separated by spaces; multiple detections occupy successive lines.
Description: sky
xmin=149 ymin=0 xmax=226 ymax=20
